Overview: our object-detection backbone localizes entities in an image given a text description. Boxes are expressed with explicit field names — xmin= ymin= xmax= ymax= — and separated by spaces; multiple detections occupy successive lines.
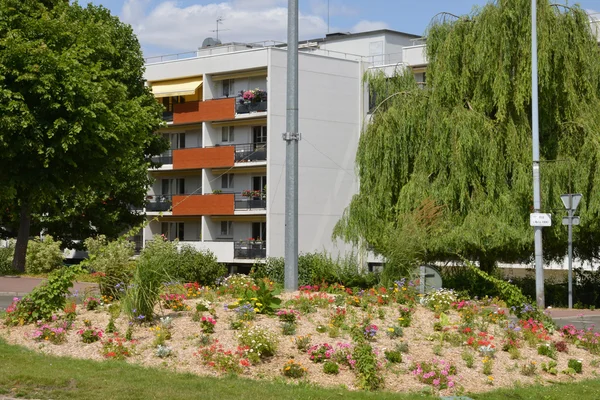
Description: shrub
xmin=101 ymin=334 xmax=135 ymax=360
xmin=174 ymin=245 xmax=226 ymax=286
xmin=122 ymin=236 xmax=173 ymax=322
xmin=281 ymin=322 xmax=297 ymax=336
xmin=353 ymin=342 xmax=384 ymax=391
xmin=31 ymin=320 xmax=69 ymax=344
xmin=26 ymin=235 xmax=64 ymax=274
xmin=568 ymin=359 xmax=583 ymax=373
xmin=323 ymin=360 xmax=340 ymax=374
xmin=0 ymin=241 xmax=15 ymax=275
xmin=520 ymin=361 xmax=537 ymax=376
xmin=83 ymin=236 xmax=135 ymax=299
xmin=422 ymin=289 xmax=457 ymax=313
xmin=156 ymin=344 xmax=173 ymax=358
xmin=196 ymin=340 xmax=250 ymax=374
xmin=384 ymin=349 xmax=402 ymax=363
xmin=294 ymin=335 xmax=311 ymax=352
xmin=282 ymin=360 xmax=307 ymax=378
xmin=84 ymin=297 xmax=100 ymax=311
xmin=410 ymin=359 xmax=457 ymax=390
xmin=237 ymin=326 xmax=278 ymax=363
xmin=200 ymin=316 xmax=217 ymax=334
xmin=5 ymin=266 xmax=81 ymax=325
xmin=78 ymin=327 xmax=103 ymax=344
xmin=308 ymin=343 xmax=334 ymax=363
xmin=537 ymin=343 xmax=557 ymax=360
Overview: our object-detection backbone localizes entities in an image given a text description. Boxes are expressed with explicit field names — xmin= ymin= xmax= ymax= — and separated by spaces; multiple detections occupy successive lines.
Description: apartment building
xmin=140 ymin=29 xmax=423 ymax=269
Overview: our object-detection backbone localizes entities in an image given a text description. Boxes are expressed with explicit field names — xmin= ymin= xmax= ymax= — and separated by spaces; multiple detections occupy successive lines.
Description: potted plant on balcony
xmin=237 ymin=88 xmax=267 ymax=113
xmin=242 ymin=189 xmax=262 ymax=199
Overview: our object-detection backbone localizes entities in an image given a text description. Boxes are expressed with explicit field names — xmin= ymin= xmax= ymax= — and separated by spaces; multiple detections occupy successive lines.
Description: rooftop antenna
xmin=210 ymin=17 xmax=230 ymax=40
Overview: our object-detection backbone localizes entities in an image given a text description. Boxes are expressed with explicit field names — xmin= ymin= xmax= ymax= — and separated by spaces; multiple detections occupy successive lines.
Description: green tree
xmin=334 ymin=0 xmax=600 ymax=274
xmin=0 ymin=1 xmax=168 ymax=270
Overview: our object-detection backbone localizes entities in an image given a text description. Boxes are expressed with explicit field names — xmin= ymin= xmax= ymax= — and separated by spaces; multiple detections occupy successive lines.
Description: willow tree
xmin=334 ymin=0 xmax=600 ymax=275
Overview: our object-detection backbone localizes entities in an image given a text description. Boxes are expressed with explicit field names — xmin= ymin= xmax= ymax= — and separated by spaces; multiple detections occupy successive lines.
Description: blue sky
xmin=85 ymin=0 xmax=600 ymax=57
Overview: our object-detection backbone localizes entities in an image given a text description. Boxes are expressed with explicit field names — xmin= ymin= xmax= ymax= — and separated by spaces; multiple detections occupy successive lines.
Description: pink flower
xmin=433 ymin=378 xmax=440 ymax=386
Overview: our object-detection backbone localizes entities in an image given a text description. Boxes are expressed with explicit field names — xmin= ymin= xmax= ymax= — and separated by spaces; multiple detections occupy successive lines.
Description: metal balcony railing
xmin=234 ymin=143 xmax=267 ymax=162
xmin=236 ymin=100 xmax=267 ymax=114
xmin=234 ymin=240 xmax=266 ymax=259
xmin=162 ymin=111 xmax=173 ymax=122
xmin=151 ymin=150 xmax=173 ymax=165
xmin=146 ymin=195 xmax=172 ymax=212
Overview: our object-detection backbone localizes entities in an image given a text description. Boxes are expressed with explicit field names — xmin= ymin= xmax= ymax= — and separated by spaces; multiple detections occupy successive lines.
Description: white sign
xmin=530 ymin=213 xmax=552 ymax=227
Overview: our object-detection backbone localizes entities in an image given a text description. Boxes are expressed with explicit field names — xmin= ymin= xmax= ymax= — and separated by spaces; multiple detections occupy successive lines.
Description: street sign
xmin=562 ymin=216 xmax=580 ymax=226
xmin=561 ymin=193 xmax=582 ymax=211
xmin=530 ymin=213 xmax=552 ymax=227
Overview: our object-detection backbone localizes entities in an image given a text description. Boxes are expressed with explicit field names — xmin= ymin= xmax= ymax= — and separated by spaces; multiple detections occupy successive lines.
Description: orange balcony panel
xmin=173 ymin=146 xmax=234 ymax=170
xmin=173 ymin=98 xmax=235 ymax=124
xmin=172 ymin=194 xmax=234 ymax=216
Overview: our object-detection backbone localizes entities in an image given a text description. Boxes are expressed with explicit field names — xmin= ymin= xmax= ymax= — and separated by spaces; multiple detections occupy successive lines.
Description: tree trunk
xmin=12 ymin=202 xmax=31 ymax=273
xmin=479 ymin=255 xmax=497 ymax=275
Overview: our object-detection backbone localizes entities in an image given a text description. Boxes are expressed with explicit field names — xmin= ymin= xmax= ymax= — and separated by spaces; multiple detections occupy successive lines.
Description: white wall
xmin=266 ymin=48 xmax=360 ymax=259
xmin=402 ymin=44 xmax=427 ymax=66
xmin=145 ymin=49 xmax=269 ymax=82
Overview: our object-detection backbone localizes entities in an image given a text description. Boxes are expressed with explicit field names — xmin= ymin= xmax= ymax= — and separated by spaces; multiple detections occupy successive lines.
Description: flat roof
xmin=306 ymin=29 xmax=421 ymax=43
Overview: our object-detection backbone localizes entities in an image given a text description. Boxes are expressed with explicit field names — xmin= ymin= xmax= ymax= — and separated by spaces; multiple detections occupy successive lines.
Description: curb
xmin=0 ymin=292 xmax=28 ymax=297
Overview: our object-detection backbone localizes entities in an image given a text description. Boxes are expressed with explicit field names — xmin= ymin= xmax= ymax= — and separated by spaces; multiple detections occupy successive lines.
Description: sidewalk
xmin=0 ymin=276 xmax=97 ymax=297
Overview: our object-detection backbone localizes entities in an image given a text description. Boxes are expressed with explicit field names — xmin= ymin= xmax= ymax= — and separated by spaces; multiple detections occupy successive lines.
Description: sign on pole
xmin=561 ymin=194 xmax=582 ymax=211
xmin=562 ymin=216 xmax=580 ymax=226
xmin=530 ymin=213 xmax=552 ymax=227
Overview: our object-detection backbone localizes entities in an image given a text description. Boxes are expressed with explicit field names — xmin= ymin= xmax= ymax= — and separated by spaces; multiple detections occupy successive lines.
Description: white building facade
xmin=140 ymin=29 xmax=422 ymax=268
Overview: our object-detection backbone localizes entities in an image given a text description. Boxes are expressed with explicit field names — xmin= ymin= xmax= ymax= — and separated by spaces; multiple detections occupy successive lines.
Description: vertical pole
xmin=284 ymin=0 xmax=299 ymax=291
xmin=568 ymin=196 xmax=573 ymax=309
xmin=327 ymin=0 xmax=330 ymax=34
xmin=531 ymin=0 xmax=545 ymax=308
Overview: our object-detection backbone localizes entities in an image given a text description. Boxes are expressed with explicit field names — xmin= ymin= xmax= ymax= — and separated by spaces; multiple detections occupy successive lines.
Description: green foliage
xmin=122 ymin=236 xmax=173 ymax=322
xmin=11 ymin=266 xmax=82 ymax=324
xmin=0 ymin=0 xmax=168 ymax=269
xmin=353 ymin=342 xmax=384 ymax=391
xmin=568 ymin=359 xmax=583 ymax=374
xmin=0 ymin=242 xmax=15 ymax=275
xmin=238 ymin=326 xmax=278 ymax=362
xmin=82 ymin=236 xmax=134 ymax=298
xmin=242 ymin=280 xmax=281 ymax=315
xmin=25 ymin=236 xmax=63 ymax=274
xmin=334 ymin=0 xmax=600 ymax=268
xmin=323 ymin=361 xmax=340 ymax=375
xmin=251 ymin=252 xmax=378 ymax=288
xmin=384 ymin=349 xmax=402 ymax=364
xmin=173 ymin=245 xmax=226 ymax=286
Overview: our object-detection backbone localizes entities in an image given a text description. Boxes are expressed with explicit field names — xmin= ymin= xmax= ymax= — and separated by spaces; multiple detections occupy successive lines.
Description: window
xmin=177 ymin=178 xmax=185 ymax=195
xmin=252 ymin=222 xmax=266 ymax=241
xmin=221 ymin=126 xmax=235 ymax=143
xmin=161 ymin=96 xmax=185 ymax=112
xmin=220 ymin=221 xmax=233 ymax=237
xmin=161 ymin=222 xmax=184 ymax=240
xmin=252 ymin=126 xmax=267 ymax=144
xmin=178 ymin=223 xmax=185 ymax=241
xmin=179 ymin=133 xmax=186 ymax=149
xmin=222 ymin=79 xmax=234 ymax=97
xmin=221 ymin=174 xmax=234 ymax=189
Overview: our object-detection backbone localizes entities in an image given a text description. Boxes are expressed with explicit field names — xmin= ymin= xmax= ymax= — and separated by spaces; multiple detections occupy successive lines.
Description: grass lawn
xmin=1 ymin=338 xmax=600 ymax=400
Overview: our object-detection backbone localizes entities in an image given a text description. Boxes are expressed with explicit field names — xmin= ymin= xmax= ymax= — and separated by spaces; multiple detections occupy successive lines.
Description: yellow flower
xmin=387 ymin=328 xmax=394 ymax=332
xmin=285 ymin=366 xmax=290 ymax=371
xmin=402 ymin=287 xmax=407 ymax=291
xmin=488 ymin=376 xmax=494 ymax=381
xmin=256 ymin=303 xmax=263 ymax=307
xmin=254 ymin=308 xmax=260 ymax=312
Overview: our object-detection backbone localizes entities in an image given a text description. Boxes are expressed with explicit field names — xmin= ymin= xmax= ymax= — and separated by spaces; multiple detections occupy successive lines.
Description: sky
xmin=85 ymin=0 xmax=600 ymax=58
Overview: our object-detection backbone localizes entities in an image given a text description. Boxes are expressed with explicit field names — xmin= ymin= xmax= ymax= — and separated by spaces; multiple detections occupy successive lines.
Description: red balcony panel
xmin=173 ymin=146 xmax=234 ymax=170
xmin=172 ymin=194 xmax=234 ymax=216
xmin=173 ymin=98 xmax=235 ymax=124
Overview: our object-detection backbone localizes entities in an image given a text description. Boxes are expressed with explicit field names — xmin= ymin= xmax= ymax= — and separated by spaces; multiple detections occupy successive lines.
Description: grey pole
xmin=531 ymin=0 xmax=545 ymax=308
xmin=283 ymin=0 xmax=299 ymax=291
xmin=568 ymin=195 xmax=573 ymax=309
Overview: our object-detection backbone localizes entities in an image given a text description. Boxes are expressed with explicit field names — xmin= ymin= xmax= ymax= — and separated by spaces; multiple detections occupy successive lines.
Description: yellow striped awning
xmin=150 ymin=77 xmax=203 ymax=98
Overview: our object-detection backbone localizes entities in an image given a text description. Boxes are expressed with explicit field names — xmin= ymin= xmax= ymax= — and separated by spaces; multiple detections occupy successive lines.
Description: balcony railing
xmin=234 ymin=143 xmax=267 ymax=162
xmin=234 ymin=193 xmax=266 ymax=210
xmin=234 ymin=240 xmax=266 ymax=259
xmin=162 ymin=111 xmax=173 ymax=122
xmin=151 ymin=150 xmax=173 ymax=165
xmin=146 ymin=195 xmax=172 ymax=212
xmin=236 ymin=100 xmax=267 ymax=114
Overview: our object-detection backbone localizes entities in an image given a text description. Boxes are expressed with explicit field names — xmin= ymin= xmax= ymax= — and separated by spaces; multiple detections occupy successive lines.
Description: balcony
xmin=172 ymin=193 xmax=234 ymax=216
xmin=234 ymin=240 xmax=266 ymax=259
xmin=151 ymin=150 xmax=173 ymax=165
xmin=173 ymin=146 xmax=234 ymax=170
xmin=146 ymin=195 xmax=172 ymax=212
xmin=236 ymin=100 xmax=267 ymax=114
xmin=173 ymin=98 xmax=235 ymax=124
xmin=162 ymin=111 xmax=173 ymax=122
xmin=235 ymin=192 xmax=266 ymax=210
xmin=234 ymin=143 xmax=267 ymax=163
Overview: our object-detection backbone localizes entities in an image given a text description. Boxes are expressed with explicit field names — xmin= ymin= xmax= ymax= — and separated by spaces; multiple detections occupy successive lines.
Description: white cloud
xmin=351 ymin=20 xmax=389 ymax=33
xmin=309 ymin=0 xmax=357 ymax=17
xmin=120 ymin=0 xmax=387 ymax=55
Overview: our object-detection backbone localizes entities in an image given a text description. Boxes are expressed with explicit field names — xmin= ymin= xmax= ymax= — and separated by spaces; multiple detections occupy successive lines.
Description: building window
xmin=221 ymin=174 xmax=234 ymax=189
xmin=222 ymin=79 xmax=234 ymax=97
xmin=252 ymin=222 xmax=266 ymax=241
xmin=221 ymin=126 xmax=235 ymax=143
xmin=253 ymin=126 xmax=267 ymax=144
xmin=220 ymin=221 xmax=233 ymax=237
